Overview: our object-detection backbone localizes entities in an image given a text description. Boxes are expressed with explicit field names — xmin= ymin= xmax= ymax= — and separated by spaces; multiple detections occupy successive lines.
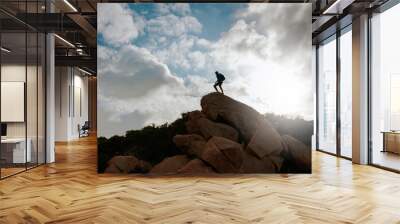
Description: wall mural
xmin=97 ymin=3 xmax=313 ymax=174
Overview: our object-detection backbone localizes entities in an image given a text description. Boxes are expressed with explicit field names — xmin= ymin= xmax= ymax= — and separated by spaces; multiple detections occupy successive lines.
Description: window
xmin=0 ymin=2 xmax=46 ymax=179
xmin=339 ymin=28 xmax=352 ymax=158
xmin=318 ymin=36 xmax=337 ymax=154
xmin=370 ymin=3 xmax=400 ymax=171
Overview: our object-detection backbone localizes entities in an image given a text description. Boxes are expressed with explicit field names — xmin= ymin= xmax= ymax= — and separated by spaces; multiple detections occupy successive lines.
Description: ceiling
xmin=0 ymin=0 xmax=393 ymax=74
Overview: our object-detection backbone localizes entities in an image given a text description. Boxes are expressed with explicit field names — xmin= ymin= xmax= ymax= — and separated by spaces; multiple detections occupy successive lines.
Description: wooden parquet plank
xmin=0 ymin=135 xmax=400 ymax=223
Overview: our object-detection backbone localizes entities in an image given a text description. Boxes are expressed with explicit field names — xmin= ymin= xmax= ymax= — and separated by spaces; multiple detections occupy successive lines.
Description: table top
xmin=381 ymin=131 xmax=400 ymax=134
xmin=1 ymin=138 xmax=28 ymax=143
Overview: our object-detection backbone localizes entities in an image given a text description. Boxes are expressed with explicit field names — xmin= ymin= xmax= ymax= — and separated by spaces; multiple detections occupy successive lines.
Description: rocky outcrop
xmin=207 ymin=136 xmax=243 ymax=170
xmin=240 ymin=153 xmax=278 ymax=173
xmin=186 ymin=111 xmax=239 ymax=142
xmin=173 ymin=134 xmax=206 ymax=156
xmin=281 ymin=135 xmax=311 ymax=172
xmin=105 ymin=156 xmax=151 ymax=173
xmin=245 ymin=120 xmax=284 ymax=159
xmin=178 ymin=159 xmax=214 ymax=174
xmin=150 ymin=155 xmax=191 ymax=174
xmin=201 ymin=92 xmax=264 ymax=141
xmin=173 ymin=134 xmax=244 ymax=173
xmin=201 ymin=137 xmax=239 ymax=173
xmin=201 ymin=93 xmax=285 ymax=161
xmin=105 ymin=92 xmax=311 ymax=174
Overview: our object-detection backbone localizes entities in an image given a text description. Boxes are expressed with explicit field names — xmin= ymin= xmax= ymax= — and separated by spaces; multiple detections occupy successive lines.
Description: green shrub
xmin=264 ymin=113 xmax=313 ymax=146
xmin=98 ymin=114 xmax=187 ymax=173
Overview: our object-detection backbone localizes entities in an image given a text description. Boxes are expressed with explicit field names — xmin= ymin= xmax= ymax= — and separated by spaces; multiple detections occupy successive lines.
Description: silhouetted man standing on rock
xmin=213 ymin=71 xmax=225 ymax=94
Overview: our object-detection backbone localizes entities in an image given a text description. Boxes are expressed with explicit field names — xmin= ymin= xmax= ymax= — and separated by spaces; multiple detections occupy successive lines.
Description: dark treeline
xmin=98 ymin=114 xmax=188 ymax=173
xmin=264 ymin=113 xmax=313 ymax=146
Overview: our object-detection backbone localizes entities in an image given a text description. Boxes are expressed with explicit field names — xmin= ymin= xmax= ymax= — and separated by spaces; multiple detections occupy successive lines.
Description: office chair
xmin=79 ymin=121 xmax=90 ymax=138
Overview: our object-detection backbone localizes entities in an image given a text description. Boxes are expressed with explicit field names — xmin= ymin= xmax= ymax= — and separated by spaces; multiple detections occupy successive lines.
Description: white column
xmin=352 ymin=14 xmax=369 ymax=164
xmin=45 ymin=1 xmax=55 ymax=163
xmin=46 ymin=33 xmax=55 ymax=163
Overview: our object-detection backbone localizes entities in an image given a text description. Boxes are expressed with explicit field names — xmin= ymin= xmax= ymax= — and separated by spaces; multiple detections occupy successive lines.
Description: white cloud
xmin=150 ymin=35 xmax=214 ymax=73
xmin=146 ymin=14 xmax=202 ymax=37
xmin=98 ymin=45 xmax=183 ymax=99
xmin=209 ymin=19 xmax=272 ymax=69
xmin=98 ymin=3 xmax=144 ymax=45
xmin=154 ymin=35 xmax=196 ymax=70
xmin=237 ymin=3 xmax=311 ymax=62
xmin=155 ymin=3 xmax=191 ymax=16
xmin=188 ymin=51 xmax=206 ymax=70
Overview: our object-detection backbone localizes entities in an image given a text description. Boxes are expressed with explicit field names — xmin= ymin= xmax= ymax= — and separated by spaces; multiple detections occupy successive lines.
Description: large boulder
xmin=201 ymin=92 xmax=285 ymax=159
xmin=208 ymin=136 xmax=243 ymax=169
xmin=246 ymin=120 xmax=286 ymax=159
xmin=105 ymin=156 xmax=151 ymax=173
xmin=150 ymin=155 xmax=191 ymax=174
xmin=174 ymin=134 xmax=242 ymax=173
xmin=239 ymin=152 xmax=278 ymax=173
xmin=281 ymin=135 xmax=311 ymax=172
xmin=173 ymin=134 xmax=206 ymax=156
xmin=178 ymin=159 xmax=215 ymax=174
xmin=201 ymin=92 xmax=264 ymax=141
xmin=186 ymin=111 xmax=239 ymax=142
xmin=104 ymin=163 xmax=120 ymax=173
xmin=186 ymin=110 xmax=206 ymax=121
xmin=201 ymin=136 xmax=244 ymax=173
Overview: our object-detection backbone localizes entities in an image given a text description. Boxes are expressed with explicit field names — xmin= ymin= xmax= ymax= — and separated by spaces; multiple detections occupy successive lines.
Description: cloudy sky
xmin=98 ymin=3 xmax=312 ymax=138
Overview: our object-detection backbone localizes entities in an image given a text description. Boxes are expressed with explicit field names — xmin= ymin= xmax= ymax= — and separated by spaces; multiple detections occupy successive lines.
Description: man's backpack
xmin=218 ymin=73 xmax=225 ymax=81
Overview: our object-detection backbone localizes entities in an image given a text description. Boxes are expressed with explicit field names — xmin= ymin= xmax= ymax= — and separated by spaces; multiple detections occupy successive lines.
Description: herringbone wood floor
xmin=1 ymin=135 xmax=400 ymax=224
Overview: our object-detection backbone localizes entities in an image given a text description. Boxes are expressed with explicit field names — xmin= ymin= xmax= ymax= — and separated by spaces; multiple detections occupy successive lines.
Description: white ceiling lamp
xmin=54 ymin=34 xmax=75 ymax=48
xmin=63 ymin=0 xmax=78 ymax=12
xmin=1 ymin=47 xmax=11 ymax=53
xmin=78 ymin=67 xmax=93 ymax=76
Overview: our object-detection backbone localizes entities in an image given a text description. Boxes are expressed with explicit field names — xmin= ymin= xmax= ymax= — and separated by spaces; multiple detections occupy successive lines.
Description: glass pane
xmin=38 ymin=33 xmax=45 ymax=165
xmin=27 ymin=31 xmax=38 ymax=169
xmin=1 ymin=31 xmax=27 ymax=177
xmin=340 ymin=29 xmax=352 ymax=158
xmin=371 ymin=4 xmax=400 ymax=171
xmin=318 ymin=37 xmax=337 ymax=154
xmin=312 ymin=45 xmax=317 ymax=150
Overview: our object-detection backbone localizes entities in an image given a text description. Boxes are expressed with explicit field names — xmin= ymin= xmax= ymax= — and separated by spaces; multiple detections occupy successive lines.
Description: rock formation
xmin=150 ymin=155 xmax=191 ymax=174
xmin=105 ymin=156 xmax=151 ymax=173
xmin=186 ymin=110 xmax=239 ymax=142
xmin=178 ymin=159 xmax=214 ymax=174
xmin=104 ymin=92 xmax=311 ymax=174
xmin=281 ymin=135 xmax=312 ymax=172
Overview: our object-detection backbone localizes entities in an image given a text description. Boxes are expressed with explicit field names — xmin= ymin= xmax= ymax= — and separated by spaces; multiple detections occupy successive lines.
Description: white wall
xmin=55 ymin=67 xmax=89 ymax=141
xmin=55 ymin=66 xmax=69 ymax=141
xmin=72 ymin=73 xmax=89 ymax=138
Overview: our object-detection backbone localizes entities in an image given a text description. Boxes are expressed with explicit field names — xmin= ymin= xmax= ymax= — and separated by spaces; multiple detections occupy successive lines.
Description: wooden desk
xmin=1 ymin=138 xmax=31 ymax=163
xmin=382 ymin=131 xmax=400 ymax=154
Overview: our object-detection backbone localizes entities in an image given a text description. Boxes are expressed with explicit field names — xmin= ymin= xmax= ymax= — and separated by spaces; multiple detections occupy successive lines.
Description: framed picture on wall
xmin=97 ymin=3 xmax=313 ymax=174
